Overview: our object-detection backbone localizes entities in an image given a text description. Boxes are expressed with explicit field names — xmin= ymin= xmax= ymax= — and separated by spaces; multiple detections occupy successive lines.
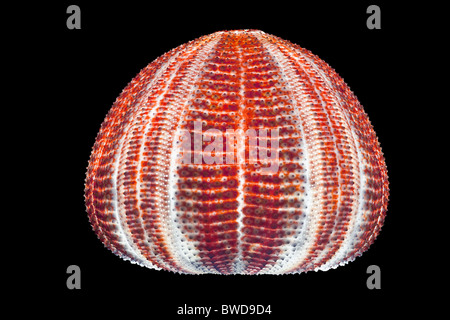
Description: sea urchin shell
xmin=84 ymin=30 xmax=389 ymax=275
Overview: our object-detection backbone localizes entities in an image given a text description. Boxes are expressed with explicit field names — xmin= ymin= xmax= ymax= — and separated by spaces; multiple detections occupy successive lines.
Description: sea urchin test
xmin=85 ymin=30 xmax=389 ymax=274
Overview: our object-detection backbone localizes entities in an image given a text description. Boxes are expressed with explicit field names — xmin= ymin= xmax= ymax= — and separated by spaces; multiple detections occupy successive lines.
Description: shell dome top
xmin=85 ymin=29 xmax=389 ymax=275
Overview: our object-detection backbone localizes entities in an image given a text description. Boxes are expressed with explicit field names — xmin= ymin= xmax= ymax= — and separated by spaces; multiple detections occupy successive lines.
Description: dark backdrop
xmin=21 ymin=1 xmax=429 ymax=317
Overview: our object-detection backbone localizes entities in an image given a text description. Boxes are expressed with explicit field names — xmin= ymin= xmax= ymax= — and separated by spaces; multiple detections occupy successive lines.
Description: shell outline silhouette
xmin=85 ymin=30 xmax=389 ymax=275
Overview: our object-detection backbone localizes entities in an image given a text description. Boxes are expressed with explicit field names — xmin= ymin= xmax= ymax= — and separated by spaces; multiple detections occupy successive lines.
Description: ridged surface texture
xmin=85 ymin=30 xmax=389 ymax=275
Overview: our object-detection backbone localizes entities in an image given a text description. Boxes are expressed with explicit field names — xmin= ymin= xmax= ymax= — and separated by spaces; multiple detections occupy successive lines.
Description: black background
xmin=17 ymin=1 xmax=435 ymax=317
